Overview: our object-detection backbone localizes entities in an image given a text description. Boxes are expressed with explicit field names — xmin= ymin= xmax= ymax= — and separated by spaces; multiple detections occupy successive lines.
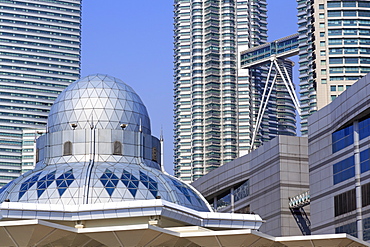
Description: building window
xmin=338 ymin=85 xmax=344 ymax=91
xmin=364 ymin=217 xmax=370 ymax=241
xmin=63 ymin=141 xmax=72 ymax=156
xmin=334 ymin=189 xmax=356 ymax=216
xmin=152 ymin=147 xmax=158 ymax=162
xmin=234 ymin=180 xmax=249 ymax=202
xmin=333 ymin=156 xmax=355 ymax=184
xmin=321 ymin=79 xmax=327 ymax=84
xmin=335 ymin=222 xmax=358 ymax=238
xmin=328 ymin=2 xmax=341 ymax=8
xmin=359 ymin=116 xmax=370 ymax=140
xmin=113 ymin=141 xmax=122 ymax=155
xmin=216 ymin=191 xmax=231 ymax=211
xmin=332 ymin=125 xmax=354 ymax=153
xmin=330 ymin=85 xmax=336 ymax=91
xmin=362 ymin=182 xmax=370 ymax=207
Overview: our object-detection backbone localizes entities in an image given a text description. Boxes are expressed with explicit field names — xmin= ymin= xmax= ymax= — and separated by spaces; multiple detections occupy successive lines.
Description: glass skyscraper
xmin=173 ymin=0 xmax=297 ymax=182
xmin=298 ymin=0 xmax=370 ymax=135
xmin=0 ymin=0 xmax=81 ymax=186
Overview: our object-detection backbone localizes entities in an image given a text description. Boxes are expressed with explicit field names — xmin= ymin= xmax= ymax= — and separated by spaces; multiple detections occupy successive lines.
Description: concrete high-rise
xmin=173 ymin=0 xmax=297 ymax=182
xmin=298 ymin=0 xmax=370 ymax=135
xmin=0 ymin=0 xmax=81 ymax=186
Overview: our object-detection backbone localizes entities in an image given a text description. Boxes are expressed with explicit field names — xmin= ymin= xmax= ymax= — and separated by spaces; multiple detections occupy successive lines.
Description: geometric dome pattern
xmin=0 ymin=162 xmax=211 ymax=212
xmin=48 ymin=74 xmax=151 ymax=134
xmin=0 ymin=73 xmax=213 ymax=213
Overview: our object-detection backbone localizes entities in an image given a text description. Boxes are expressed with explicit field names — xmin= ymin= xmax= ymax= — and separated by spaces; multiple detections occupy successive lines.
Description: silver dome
xmin=48 ymin=74 xmax=151 ymax=134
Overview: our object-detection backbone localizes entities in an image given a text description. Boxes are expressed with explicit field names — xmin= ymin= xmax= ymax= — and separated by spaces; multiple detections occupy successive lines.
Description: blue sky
xmin=81 ymin=1 xmax=298 ymax=174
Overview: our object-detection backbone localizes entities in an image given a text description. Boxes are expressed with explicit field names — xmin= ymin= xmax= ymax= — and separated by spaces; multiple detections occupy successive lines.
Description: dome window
xmin=113 ymin=141 xmax=122 ymax=155
xmin=63 ymin=141 xmax=73 ymax=156
xmin=152 ymin=147 xmax=158 ymax=162
xmin=36 ymin=148 xmax=40 ymax=163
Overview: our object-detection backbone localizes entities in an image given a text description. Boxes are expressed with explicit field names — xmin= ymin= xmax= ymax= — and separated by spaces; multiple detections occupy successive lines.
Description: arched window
xmin=113 ymin=141 xmax=122 ymax=155
xmin=63 ymin=141 xmax=72 ymax=156
xmin=152 ymin=147 xmax=158 ymax=162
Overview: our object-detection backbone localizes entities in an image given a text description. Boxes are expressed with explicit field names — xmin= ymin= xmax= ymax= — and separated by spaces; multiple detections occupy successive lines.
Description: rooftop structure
xmin=0 ymin=74 xmax=267 ymax=246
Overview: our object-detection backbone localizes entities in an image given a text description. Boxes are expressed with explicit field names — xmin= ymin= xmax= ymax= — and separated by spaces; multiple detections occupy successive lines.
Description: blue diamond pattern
xmin=56 ymin=169 xmax=75 ymax=196
xmin=100 ymin=169 xmax=120 ymax=196
xmin=37 ymin=171 xmax=56 ymax=198
xmin=19 ymin=172 xmax=42 ymax=200
xmin=121 ymin=170 xmax=139 ymax=197
xmin=139 ymin=171 xmax=158 ymax=198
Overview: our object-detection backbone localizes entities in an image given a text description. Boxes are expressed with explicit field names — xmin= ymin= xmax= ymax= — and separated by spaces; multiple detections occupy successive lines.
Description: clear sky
xmin=81 ymin=1 xmax=299 ymax=174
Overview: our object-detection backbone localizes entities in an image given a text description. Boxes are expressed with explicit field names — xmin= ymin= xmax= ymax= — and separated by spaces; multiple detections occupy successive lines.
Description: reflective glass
xmin=333 ymin=156 xmax=355 ymax=184
xmin=332 ymin=125 xmax=354 ymax=153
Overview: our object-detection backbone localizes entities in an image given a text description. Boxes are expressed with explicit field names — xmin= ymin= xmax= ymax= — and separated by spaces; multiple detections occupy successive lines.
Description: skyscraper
xmin=298 ymin=0 xmax=370 ymax=135
xmin=0 ymin=0 xmax=81 ymax=186
xmin=173 ymin=0 xmax=297 ymax=182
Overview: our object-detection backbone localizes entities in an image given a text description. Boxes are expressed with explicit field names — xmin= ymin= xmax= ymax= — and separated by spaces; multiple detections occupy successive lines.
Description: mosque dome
xmin=47 ymin=74 xmax=151 ymax=134
xmin=0 ymin=74 xmax=212 ymax=212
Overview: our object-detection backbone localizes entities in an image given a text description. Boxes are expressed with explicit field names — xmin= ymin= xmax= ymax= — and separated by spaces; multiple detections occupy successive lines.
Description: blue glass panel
xmin=128 ymin=188 xmax=137 ymax=196
xmin=36 ymin=171 xmax=56 ymax=197
xmin=362 ymin=162 xmax=370 ymax=173
xmin=0 ymin=180 xmax=13 ymax=195
xmin=106 ymin=187 xmax=115 ymax=196
xmin=361 ymin=149 xmax=370 ymax=173
xmin=121 ymin=170 xmax=139 ymax=197
xmin=139 ymin=171 xmax=158 ymax=198
xmin=171 ymin=178 xmax=192 ymax=203
xmin=333 ymin=156 xmax=355 ymax=184
xmin=58 ymin=181 xmax=68 ymax=188
xmin=56 ymin=169 xmax=75 ymax=196
xmin=18 ymin=172 xmax=41 ymax=200
xmin=99 ymin=169 xmax=120 ymax=196
xmin=100 ymin=178 xmax=109 ymax=186
xmin=58 ymin=188 xmax=67 ymax=196
xmin=360 ymin=117 xmax=370 ymax=140
xmin=332 ymin=125 xmax=354 ymax=153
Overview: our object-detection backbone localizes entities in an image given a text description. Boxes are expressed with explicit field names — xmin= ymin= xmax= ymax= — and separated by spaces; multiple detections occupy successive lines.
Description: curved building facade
xmin=0 ymin=74 xmax=266 ymax=246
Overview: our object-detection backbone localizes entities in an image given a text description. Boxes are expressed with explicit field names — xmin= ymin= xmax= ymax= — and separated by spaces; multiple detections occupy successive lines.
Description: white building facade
xmin=0 ymin=0 xmax=81 ymax=186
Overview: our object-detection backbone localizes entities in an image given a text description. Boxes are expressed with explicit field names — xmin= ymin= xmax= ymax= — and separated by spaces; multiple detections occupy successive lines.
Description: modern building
xmin=0 ymin=0 xmax=81 ymax=186
xmin=173 ymin=0 xmax=297 ymax=182
xmin=308 ymin=72 xmax=370 ymax=241
xmin=298 ymin=0 xmax=370 ymax=135
xmin=0 ymin=74 xmax=366 ymax=247
xmin=192 ymin=135 xmax=310 ymax=237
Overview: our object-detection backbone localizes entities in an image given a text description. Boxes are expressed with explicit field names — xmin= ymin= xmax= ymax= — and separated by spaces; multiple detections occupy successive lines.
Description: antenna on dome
xmin=139 ymin=118 xmax=142 ymax=133
xmin=160 ymin=126 xmax=164 ymax=173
